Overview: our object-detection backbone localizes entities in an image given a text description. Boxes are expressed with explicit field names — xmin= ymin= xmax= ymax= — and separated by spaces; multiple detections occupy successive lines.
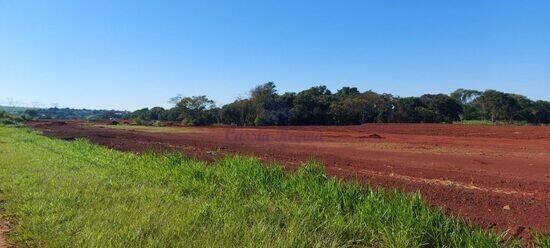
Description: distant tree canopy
xmin=0 ymin=107 xmax=128 ymax=121
xmin=129 ymin=83 xmax=550 ymax=126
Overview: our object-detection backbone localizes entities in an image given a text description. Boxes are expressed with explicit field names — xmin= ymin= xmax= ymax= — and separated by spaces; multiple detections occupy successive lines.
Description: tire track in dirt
xmin=344 ymin=167 xmax=536 ymax=198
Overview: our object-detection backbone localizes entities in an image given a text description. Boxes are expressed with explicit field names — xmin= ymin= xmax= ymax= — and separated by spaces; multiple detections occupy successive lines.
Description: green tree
xmin=392 ymin=97 xmax=424 ymax=123
xmin=334 ymin=87 xmax=360 ymax=98
xmin=130 ymin=108 xmax=150 ymax=122
xmin=329 ymin=87 xmax=366 ymax=125
xmin=221 ymin=98 xmax=255 ymax=125
xmin=0 ymin=110 xmax=8 ymax=119
xmin=373 ymin=93 xmax=397 ymax=123
xmin=175 ymin=95 xmax=216 ymax=125
xmin=450 ymin=88 xmax=482 ymax=104
xmin=461 ymin=104 xmax=482 ymax=120
xmin=220 ymin=102 xmax=242 ymax=125
xmin=532 ymin=100 xmax=550 ymax=124
xmin=23 ymin=109 xmax=39 ymax=119
xmin=290 ymin=85 xmax=333 ymax=125
xmin=147 ymin=107 xmax=166 ymax=120
xmin=250 ymin=82 xmax=279 ymax=125
xmin=474 ymin=90 xmax=521 ymax=122
xmin=161 ymin=108 xmax=181 ymax=121
xmin=508 ymin=94 xmax=535 ymax=122
xmin=419 ymin=94 xmax=463 ymax=123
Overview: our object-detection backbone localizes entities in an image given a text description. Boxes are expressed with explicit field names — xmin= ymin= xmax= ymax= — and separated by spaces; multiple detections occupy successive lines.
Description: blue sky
xmin=1 ymin=0 xmax=549 ymax=110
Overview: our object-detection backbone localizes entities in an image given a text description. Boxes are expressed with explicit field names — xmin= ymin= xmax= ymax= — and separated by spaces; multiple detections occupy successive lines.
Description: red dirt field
xmin=27 ymin=121 xmax=550 ymax=240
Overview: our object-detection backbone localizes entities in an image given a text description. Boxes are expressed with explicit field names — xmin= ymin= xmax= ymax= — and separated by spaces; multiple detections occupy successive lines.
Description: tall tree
xmin=508 ymin=94 xmax=535 ymax=122
xmin=532 ymin=100 xmax=550 ymax=124
xmin=221 ymin=98 xmax=255 ymax=125
xmin=419 ymin=94 xmax=463 ymax=123
xmin=147 ymin=107 xmax=166 ymax=120
xmin=175 ymin=95 xmax=216 ymax=125
xmin=450 ymin=88 xmax=482 ymax=104
xmin=290 ymin=85 xmax=333 ymax=125
xmin=329 ymin=87 xmax=366 ymax=125
xmin=393 ymin=97 xmax=424 ymax=123
xmin=250 ymin=82 xmax=280 ymax=125
xmin=474 ymin=90 xmax=521 ymax=122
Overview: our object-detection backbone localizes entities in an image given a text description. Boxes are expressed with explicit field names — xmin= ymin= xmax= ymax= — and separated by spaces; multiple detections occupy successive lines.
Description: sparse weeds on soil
xmin=93 ymin=123 xmax=200 ymax=134
xmin=0 ymin=126 xmax=540 ymax=247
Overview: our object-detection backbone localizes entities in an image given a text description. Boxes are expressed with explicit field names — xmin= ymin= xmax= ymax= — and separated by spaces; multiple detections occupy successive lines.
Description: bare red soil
xmin=0 ymin=221 xmax=8 ymax=248
xmin=28 ymin=121 xmax=550 ymax=240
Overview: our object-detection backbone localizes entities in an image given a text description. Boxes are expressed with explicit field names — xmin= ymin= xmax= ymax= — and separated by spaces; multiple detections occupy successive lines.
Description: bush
xmin=0 ymin=110 xmax=23 ymax=126
xmin=152 ymin=120 xmax=163 ymax=127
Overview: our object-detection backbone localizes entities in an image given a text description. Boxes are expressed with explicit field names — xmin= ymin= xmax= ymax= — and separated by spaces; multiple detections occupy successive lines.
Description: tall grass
xmin=0 ymin=126 xmax=531 ymax=247
xmin=534 ymin=234 xmax=550 ymax=248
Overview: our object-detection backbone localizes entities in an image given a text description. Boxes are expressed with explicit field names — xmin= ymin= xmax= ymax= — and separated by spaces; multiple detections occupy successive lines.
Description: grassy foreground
xmin=0 ymin=126 xmax=535 ymax=247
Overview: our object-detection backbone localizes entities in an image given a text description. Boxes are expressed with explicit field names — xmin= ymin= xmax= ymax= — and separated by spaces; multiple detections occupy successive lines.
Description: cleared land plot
xmin=28 ymin=121 xmax=550 ymax=241
xmin=1 ymin=126 xmax=532 ymax=247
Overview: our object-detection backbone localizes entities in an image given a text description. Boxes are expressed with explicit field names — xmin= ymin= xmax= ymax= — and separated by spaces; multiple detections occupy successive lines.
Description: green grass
xmin=453 ymin=120 xmax=499 ymax=125
xmin=0 ymin=125 xmax=536 ymax=247
xmin=452 ymin=120 xmax=543 ymax=126
xmin=534 ymin=234 xmax=550 ymax=248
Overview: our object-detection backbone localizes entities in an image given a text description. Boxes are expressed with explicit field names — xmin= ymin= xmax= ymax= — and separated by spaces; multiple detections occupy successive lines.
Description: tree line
xmin=1 ymin=105 xmax=129 ymax=122
xmin=22 ymin=108 xmax=127 ymax=120
xmin=129 ymin=82 xmax=550 ymax=126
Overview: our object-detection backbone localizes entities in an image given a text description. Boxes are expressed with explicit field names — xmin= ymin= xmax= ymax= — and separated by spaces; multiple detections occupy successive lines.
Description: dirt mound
xmin=358 ymin=133 xmax=384 ymax=139
xmin=366 ymin=133 xmax=383 ymax=139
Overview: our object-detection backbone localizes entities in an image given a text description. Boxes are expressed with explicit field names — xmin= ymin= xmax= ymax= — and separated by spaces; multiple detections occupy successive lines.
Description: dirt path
xmin=28 ymin=121 xmax=550 ymax=240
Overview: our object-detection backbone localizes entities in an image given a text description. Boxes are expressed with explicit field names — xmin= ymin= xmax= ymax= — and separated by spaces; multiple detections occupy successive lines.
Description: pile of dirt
xmin=358 ymin=133 xmax=384 ymax=139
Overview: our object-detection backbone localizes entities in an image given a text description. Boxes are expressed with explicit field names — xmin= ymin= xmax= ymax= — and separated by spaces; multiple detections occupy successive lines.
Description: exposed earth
xmin=0 ymin=221 xmax=8 ymax=248
xmin=27 ymin=120 xmax=550 ymax=240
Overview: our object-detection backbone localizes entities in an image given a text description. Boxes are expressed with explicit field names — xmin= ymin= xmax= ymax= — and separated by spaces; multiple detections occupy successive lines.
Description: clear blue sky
xmin=1 ymin=0 xmax=549 ymax=110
